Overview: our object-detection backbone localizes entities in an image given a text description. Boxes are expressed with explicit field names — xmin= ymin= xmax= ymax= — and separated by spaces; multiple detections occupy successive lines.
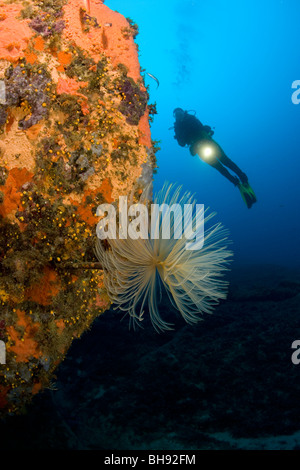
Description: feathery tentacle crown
xmin=95 ymin=183 xmax=232 ymax=332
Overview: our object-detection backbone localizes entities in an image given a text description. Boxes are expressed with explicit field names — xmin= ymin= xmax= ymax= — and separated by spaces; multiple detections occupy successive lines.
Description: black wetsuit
xmin=174 ymin=113 xmax=207 ymax=148
xmin=174 ymin=112 xmax=248 ymax=185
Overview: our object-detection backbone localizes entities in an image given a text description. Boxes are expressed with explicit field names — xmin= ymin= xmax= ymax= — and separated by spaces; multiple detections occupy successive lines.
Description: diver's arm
xmin=174 ymin=124 xmax=187 ymax=147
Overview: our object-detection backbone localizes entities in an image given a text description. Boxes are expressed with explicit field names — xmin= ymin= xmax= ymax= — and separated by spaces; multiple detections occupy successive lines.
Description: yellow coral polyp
xmin=0 ymin=0 xmax=153 ymax=416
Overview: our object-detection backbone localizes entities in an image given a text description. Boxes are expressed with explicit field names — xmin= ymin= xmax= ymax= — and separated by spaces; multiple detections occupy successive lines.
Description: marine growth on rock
xmin=0 ymin=0 xmax=157 ymax=417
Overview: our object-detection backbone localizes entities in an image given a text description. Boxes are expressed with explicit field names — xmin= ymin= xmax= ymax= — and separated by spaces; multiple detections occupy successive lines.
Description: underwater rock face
xmin=0 ymin=0 xmax=156 ymax=416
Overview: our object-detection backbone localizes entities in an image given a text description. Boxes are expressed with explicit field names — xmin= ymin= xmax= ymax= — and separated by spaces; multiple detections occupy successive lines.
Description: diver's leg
xmin=208 ymin=158 xmax=239 ymax=186
xmin=218 ymin=151 xmax=248 ymax=183
xmin=208 ymin=139 xmax=248 ymax=183
xmin=195 ymin=140 xmax=239 ymax=185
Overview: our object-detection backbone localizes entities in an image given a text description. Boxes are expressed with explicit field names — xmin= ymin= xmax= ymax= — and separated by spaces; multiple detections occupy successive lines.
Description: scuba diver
xmin=172 ymin=108 xmax=257 ymax=209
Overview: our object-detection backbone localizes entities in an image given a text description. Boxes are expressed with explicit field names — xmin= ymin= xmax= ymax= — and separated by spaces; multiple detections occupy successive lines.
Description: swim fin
xmin=237 ymin=182 xmax=257 ymax=209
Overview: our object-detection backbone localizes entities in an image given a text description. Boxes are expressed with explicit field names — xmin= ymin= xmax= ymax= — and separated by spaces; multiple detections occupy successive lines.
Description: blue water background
xmin=108 ymin=0 xmax=300 ymax=268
